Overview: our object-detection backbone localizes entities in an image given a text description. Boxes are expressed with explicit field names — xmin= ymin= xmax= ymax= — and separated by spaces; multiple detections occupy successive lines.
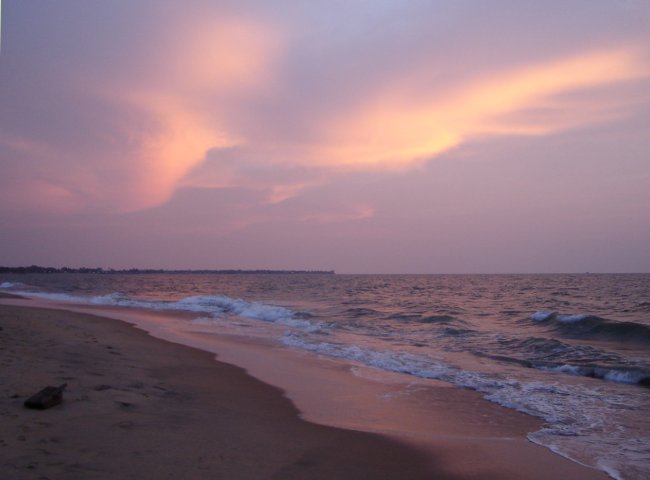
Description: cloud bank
xmin=1 ymin=0 xmax=649 ymax=272
xmin=2 ymin=1 xmax=648 ymax=216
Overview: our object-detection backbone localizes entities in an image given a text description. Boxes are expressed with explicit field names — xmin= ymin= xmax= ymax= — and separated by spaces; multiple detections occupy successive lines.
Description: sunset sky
xmin=1 ymin=1 xmax=649 ymax=273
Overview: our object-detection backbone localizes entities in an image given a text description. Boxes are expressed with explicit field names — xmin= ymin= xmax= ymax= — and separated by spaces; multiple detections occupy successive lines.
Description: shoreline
xmin=0 ymin=302 xmax=438 ymax=479
xmin=0 ymin=299 xmax=609 ymax=479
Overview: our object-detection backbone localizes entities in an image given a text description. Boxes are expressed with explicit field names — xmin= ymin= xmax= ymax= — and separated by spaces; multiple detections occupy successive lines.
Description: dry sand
xmin=0 ymin=300 xmax=609 ymax=479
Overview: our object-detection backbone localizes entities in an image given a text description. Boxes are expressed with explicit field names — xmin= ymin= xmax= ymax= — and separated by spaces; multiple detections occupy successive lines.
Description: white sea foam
xmin=530 ymin=311 xmax=594 ymax=324
xmin=281 ymin=332 xmax=649 ymax=480
xmin=538 ymin=364 xmax=586 ymax=376
xmin=536 ymin=363 xmax=649 ymax=386
xmin=173 ymin=295 xmax=322 ymax=331
xmin=15 ymin=289 xmax=320 ymax=331
xmin=602 ymin=369 xmax=648 ymax=385
xmin=530 ymin=310 xmax=556 ymax=321
xmin=176 ymin=295 xmax=294 ymax=322
xmin=0 ymin=281 xmax=18 ymax=289
xmin=282 ymin=333 xmax=520 ymax=396
xmin=89 ymin=292 xmax=134 ymax=306
xmin=557 ymin=314 xmax=591 ymax=323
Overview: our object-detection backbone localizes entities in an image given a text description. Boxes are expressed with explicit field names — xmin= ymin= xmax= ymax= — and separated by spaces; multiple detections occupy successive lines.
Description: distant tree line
xmin=0 ymin=265 xmax=335 ymax=275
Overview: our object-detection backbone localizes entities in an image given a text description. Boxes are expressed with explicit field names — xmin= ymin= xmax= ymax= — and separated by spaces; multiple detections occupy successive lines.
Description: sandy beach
xmin=0 ymin=298 xmax=609 ymax=479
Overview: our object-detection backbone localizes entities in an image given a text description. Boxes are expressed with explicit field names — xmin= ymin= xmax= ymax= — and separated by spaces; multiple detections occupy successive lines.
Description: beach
xmin=0 ymin=293 xmax=612 ymax=479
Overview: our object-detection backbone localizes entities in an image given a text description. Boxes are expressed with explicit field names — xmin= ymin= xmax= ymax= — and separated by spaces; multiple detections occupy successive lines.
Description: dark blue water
xmin=2 ymin=273 xmax=649 ymax=479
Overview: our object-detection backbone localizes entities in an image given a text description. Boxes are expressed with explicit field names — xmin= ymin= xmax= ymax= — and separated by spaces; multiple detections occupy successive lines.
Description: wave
xmin=0 ymin=281 xmax=19 ymax=289
xmin=533 ymin=362 xmax=650 ymax=387
xmin=483 ymin=336 xmax=650 ymax=387
xmin=282 ymin=333 xmax=510 ymax=391
xmin=494 ymin=336 xmax=606 ymax=363
xmin=281 ymin=331 xmax=644 ymax=418
xmin=280 ymin=331 xmax=648 ymax=478
xmin=11 ymin=289 xmax=318 ymax=330
xmin=529 ymin=311 xmax=650 ymax=344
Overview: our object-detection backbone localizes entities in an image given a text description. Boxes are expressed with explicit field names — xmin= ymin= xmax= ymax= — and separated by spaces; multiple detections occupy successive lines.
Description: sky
xmin=1 ymin=0 xmax=649 ymax=273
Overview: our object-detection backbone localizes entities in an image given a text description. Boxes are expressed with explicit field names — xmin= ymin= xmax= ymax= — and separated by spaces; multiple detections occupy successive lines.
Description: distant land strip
xmin=0 ymin=266 xmax=335 ymax=275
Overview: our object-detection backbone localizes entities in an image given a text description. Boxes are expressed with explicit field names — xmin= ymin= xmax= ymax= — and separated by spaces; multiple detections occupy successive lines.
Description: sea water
xmin=1 ymin=273 xmax=649 ymax=479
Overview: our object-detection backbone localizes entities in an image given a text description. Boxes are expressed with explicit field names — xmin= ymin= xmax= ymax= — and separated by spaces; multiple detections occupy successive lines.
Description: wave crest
xmin=529 ymin=311 xmax=650 ymax=344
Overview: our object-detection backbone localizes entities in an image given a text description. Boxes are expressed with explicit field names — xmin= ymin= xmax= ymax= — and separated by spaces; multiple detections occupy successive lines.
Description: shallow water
xmin=2 ymin=273 xmax=649 ymax=479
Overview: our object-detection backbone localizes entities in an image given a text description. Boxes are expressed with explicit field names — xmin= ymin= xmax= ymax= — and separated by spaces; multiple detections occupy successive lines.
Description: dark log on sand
xmin=24 ymin=384 xmax=67 ymax=409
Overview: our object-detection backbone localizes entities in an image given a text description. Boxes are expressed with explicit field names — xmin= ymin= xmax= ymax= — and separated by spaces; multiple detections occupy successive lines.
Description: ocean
xmin=1 ymin=273 xmax=649 ymax=479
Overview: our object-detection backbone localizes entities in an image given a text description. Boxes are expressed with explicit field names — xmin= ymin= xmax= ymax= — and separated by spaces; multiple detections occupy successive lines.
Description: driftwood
xmin=24 ymin=384 xmax=67 ymax=410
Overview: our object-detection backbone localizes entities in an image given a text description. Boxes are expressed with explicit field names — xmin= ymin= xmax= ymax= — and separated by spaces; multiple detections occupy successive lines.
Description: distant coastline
xmin=0 ymin=266 xmax=335 ymax=275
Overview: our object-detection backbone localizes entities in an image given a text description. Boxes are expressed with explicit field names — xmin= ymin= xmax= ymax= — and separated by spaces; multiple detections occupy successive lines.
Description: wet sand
xmin=0 ymin=300 xmax=608 ymax=479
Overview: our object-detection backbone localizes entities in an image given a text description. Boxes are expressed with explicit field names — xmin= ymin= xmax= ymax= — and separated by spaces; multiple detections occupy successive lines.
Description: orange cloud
xmin=167 ymin=47 xmax=648 ymax=224
xmin=98 ymin=15 xmax=284 ymax=212
xmin=310 ymin=48 xmax=649 ymax=169
xmin=116 ymin=92 xmax=239 ymax=211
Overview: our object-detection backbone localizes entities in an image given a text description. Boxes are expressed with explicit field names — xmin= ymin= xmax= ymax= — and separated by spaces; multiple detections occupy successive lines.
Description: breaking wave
xmin=529 ymin=311 xmax=650 ymax=344
xmin=486 ymin=335 xmax=650 ymax=387
xmin=534 ymin=363 xmax=650 ymax=387
xmin=9 ymin=289 xmax=316 ymax=329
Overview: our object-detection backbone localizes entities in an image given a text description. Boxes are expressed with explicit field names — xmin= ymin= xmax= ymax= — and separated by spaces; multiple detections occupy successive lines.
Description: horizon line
xmin=1 ymin=266 xmax=649 ymax=276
